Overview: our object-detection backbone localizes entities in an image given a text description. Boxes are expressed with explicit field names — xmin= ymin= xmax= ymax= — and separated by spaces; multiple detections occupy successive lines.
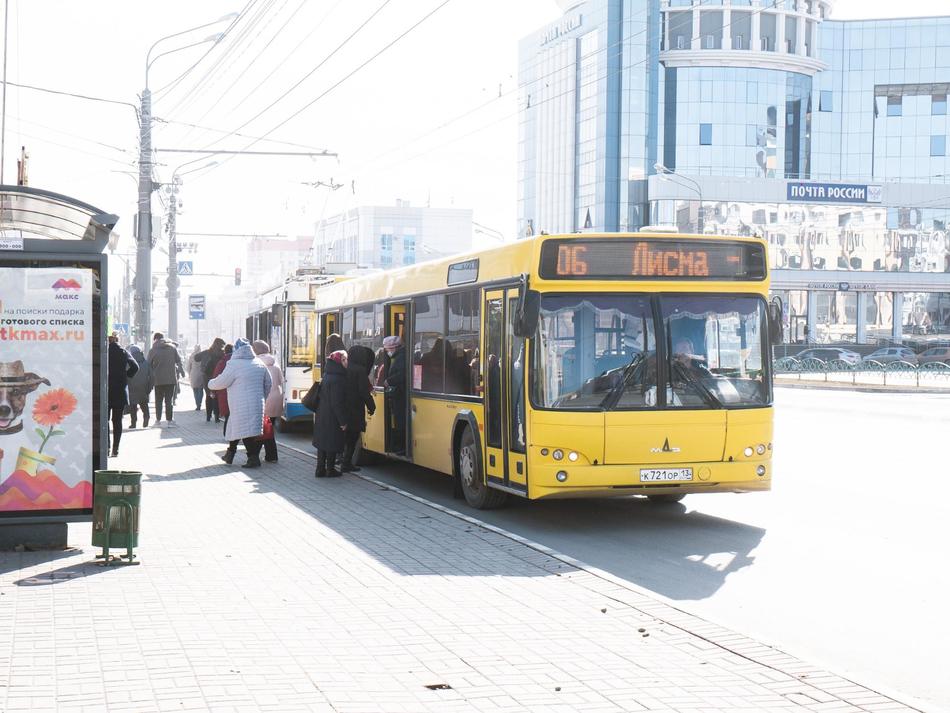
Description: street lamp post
xmin=134 ymin=17 xmax=233 ymax=344
xmin=654 ymin=163 xmax=704 ymax=233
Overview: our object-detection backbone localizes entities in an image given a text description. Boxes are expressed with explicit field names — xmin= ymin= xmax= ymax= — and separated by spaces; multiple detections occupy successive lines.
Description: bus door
xmin=270 ymin=304 xmax=283 ymax=357
xmin=316 ymin=311 xmax=340 ymax=382
xmin=384 ymin=302 xmax=409 ymax=455
xmin=483 ymin=288 xmax=527 ymax=492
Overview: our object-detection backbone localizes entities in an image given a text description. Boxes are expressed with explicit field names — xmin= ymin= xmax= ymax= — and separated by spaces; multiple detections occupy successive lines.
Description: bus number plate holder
xmin=639 ymin=468 xmax=693 ymax=482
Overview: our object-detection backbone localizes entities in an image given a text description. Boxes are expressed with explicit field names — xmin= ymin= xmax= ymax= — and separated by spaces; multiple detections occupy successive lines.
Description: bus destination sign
xmin=539 ymin=238 xmax=766 ymax=281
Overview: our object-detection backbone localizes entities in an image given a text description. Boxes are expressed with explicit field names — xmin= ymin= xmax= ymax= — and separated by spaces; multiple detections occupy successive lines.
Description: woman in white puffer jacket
xmin=252 ymin=340 xmax=284 ymax=463
xmin=207 ymin=338 xmax=271 ymax=468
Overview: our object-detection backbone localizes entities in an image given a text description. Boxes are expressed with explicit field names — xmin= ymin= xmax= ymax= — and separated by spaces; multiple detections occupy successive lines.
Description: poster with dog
xmin=0 ymin=267 xmax=94 ymax=513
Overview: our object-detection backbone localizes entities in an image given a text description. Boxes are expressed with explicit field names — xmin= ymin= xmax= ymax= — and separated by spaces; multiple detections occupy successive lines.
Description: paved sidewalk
xmin=0 ymin=409 xmax=918 ymax=712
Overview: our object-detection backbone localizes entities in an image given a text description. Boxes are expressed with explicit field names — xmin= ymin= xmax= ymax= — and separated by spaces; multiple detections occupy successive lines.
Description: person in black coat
xmin=107 ymin=334 xmax=139 ymax=457
xmin=384 ymin=336 xmax=407 ymax=454
xmin=312 ymin=350 xmax=348 ymax=477
xmin=341 ymin=345 xmax=376 ymax=472
xmin=201 ymin=337 xmax=226 ymax=423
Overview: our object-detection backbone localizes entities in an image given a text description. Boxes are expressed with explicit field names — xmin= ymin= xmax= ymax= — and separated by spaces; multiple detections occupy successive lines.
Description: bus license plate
xmin=640 ymin=468 xmax=693 ymax=482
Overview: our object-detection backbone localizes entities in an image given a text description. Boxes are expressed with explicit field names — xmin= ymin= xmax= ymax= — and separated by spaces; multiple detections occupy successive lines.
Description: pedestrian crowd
xmin=107 ymin=329 xmax=394 ymax=478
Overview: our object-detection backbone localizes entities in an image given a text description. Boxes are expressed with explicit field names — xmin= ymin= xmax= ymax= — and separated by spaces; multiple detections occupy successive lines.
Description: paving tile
xmin=0 ymin=410 xmax=919 ymax=712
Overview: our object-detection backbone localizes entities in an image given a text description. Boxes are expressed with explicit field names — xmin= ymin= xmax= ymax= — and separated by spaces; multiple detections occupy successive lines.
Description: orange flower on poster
xmin=33 ymin=389 xmax=78 ymax=427
xmin=32 ymin=389 xmax=78 ymax=454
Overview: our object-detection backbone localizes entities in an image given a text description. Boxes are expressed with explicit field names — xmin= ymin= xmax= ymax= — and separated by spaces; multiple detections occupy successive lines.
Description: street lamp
xmin=135 ymin=15 xmax=234 ymax=345
xmin=654 ymin=163 xmax=704 ymax=233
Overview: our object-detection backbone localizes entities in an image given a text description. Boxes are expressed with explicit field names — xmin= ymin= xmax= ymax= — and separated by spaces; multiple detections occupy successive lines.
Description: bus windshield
xmin=531 ymin=294 xmax=768 ymax=410
xmin=288 ymin=304 xmax=315 ymax=367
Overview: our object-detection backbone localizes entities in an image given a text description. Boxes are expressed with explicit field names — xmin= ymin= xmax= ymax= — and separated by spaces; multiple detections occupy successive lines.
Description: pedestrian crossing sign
xmin=177 ymin=261 xmax=193 ymax=276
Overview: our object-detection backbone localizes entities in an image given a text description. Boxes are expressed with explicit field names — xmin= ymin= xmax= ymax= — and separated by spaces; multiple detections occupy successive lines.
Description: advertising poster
xmin=0 ymin=267 xmax=94 ymax=513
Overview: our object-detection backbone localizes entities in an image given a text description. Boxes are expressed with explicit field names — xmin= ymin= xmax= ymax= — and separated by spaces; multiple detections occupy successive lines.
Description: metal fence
xmin=773 ymin=356 xmax=950 ymax=388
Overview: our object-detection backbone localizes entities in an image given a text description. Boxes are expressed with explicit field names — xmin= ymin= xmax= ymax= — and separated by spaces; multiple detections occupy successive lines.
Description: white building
xmin=245 ymin=235 xmax=313 ymax=290
xmin=312 ymin=201 xmax=473 ymax=270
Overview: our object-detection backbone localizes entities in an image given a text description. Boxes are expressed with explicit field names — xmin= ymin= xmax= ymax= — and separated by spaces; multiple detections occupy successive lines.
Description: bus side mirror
xmin=513 ymin=289 xmax=541 ymax=337
xmin=768 ymin=298 xmax=784 ymax=345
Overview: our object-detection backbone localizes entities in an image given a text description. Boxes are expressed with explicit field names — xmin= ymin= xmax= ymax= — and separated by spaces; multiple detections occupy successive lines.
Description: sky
xmin=1 ymin=0 xmax=949 ymax=302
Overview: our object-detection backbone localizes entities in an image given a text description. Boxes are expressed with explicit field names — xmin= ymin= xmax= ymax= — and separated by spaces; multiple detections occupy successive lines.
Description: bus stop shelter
xmin=0 ymin=185 xmax=117 ymax=548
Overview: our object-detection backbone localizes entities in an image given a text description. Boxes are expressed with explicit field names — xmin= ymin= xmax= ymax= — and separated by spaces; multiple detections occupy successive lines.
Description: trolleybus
xmin=246 ymin=271 xmax=333 ymax=428
xmin=311 ymin=231 xmax=780 ymax=508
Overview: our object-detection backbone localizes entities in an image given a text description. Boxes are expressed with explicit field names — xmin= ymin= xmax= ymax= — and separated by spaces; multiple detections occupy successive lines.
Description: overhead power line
xmin=161 ymin=0 xmax=276 ymax=118
xmin=0 ymin=79 xmax=136 ymax=111
xmin=221 ymin=0 xmax=348 ymax=126
xmin=198 ymin=0 xmax=395 ymax=152
xmin=153 ymin=115 xmax=335 ymax=152
xmin=186 ymin=0 xmax=309 ymax=129
xmin=194 ymin=0 xmax=455 ymax=186
xmin=151 ymin=2 xmax=254 ymax=99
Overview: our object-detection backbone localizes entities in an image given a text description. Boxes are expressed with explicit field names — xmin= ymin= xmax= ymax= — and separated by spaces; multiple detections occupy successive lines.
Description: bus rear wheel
xmin=457 ymin=427 xmax=506 ymax=510
xmin=647 ymin=493 xmax=685 ymax=504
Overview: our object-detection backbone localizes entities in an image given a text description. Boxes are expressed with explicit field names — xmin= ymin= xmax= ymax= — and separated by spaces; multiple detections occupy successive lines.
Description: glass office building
xmin=518 ymin=0 xmax=950 ymax=345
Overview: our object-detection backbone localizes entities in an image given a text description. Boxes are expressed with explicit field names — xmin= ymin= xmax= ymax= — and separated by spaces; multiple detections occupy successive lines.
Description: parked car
xmin=862 ymin=347 xmax=918 ymax=365
xmin=795 ymin=347 xmax=861 ymax=365
xmin=917 ymin=346 xmax=950 ymax=365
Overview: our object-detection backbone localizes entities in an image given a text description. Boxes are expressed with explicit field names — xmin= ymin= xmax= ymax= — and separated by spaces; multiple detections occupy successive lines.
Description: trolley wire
xmin=159 ymin=0 xmax=275 ymax=119
xmin=193 ymin=0 xmax=395 ymax=154
xmin=182 ymin=0 xmax=302 ymax=133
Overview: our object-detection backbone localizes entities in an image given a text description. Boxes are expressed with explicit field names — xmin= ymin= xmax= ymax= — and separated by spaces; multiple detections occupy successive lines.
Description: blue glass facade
xmin=519 ymin=2 xmax=950 ymax=344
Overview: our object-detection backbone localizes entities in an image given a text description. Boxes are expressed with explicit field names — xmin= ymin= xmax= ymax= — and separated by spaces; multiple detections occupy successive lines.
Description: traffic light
xmin=234 ymin=268 xmax=242 ymax=286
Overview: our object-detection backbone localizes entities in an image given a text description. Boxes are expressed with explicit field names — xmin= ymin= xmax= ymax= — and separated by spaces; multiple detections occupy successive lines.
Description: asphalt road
xmin=279 ymin=387 xmax=949 ymax=711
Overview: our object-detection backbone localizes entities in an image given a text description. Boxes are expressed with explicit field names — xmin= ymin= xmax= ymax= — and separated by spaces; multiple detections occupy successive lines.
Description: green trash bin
xmin=92 ymin=470 xmax=142 ymax=565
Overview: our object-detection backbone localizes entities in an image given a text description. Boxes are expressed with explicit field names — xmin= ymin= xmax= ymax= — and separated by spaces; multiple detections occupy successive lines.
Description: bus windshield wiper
xmin=671 ymin=360 xmax=723 ymax=409
xmin=600 ymin=352 xmax=646 ymax=408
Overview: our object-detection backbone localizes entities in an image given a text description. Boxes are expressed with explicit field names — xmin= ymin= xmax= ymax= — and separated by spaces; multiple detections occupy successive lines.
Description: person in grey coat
xmin=312 ymin=349 xmax=348 ymax=478
xmin=126 ymin=344 xmax=153 ymax=429
xmin=208 ymin=338 xmax=272 ymax=468
xmin=147 ymin=332 xmax=185 ymax=426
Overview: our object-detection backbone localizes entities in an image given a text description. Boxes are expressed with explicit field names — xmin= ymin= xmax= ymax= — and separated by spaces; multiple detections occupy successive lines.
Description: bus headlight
xmin=552 ymin=449 xmax=564 ymax=461
xmin=556 ymin=471 xmax=568 ymax=482
xmin=756 ymin=444 xmax=766 ymax=455
xmin=756 ymin=465 xmax=766 ymax=476
xmin=743 ymin=447 xmax=754 ymax=457
xmin=568 ymin=451 xmax=579 ymax=462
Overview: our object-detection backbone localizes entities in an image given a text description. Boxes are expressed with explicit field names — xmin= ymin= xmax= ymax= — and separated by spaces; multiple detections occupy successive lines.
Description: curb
xmin=777 ymin=380 xmax=950 ymax=394
xmin=278 ymin=439 xmax=929 ymax=712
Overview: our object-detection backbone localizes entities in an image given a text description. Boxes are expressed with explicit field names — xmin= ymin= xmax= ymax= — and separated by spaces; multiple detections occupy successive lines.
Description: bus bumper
xmin=284 ymin=402 xmax=312 ymax=421
xmin=525 ymin=459 xmax=772 ymax=500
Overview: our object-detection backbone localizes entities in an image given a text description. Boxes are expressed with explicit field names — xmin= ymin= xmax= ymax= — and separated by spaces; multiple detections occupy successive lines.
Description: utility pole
xmin=16 ymin=145 xmax=28 ymax=185
xmin=1 ymin=0 xmax=8 ymax=183
xmin=166 ymin=177 xmax=180 ymax=343
xmin=135 ymin=87 xmax=153 ymax=343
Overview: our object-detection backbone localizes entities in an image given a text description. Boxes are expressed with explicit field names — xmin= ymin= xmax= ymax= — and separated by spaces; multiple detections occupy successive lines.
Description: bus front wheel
xmin=457 ymin=427 xmax=506 ymax=510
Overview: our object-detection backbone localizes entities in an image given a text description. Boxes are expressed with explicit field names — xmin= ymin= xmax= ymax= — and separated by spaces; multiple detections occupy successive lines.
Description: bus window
xmin=413 ymin=295 xmax=446 ymax=393
xmin=446 ymin=291 xmax=480 ymax=396
xmin=341 ymin=308 xmax=354 ymax=343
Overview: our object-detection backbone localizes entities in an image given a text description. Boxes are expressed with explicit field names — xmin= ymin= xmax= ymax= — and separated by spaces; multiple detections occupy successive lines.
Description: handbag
xmin=301 ymin=381 xmax=321 ymax=412
xmin=261 ymin=415 xmax=274 ymax=441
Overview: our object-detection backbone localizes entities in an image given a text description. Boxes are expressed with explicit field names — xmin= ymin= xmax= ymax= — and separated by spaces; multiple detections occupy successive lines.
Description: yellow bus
xmin=311 ymin=231 xmax=780 ymax=509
